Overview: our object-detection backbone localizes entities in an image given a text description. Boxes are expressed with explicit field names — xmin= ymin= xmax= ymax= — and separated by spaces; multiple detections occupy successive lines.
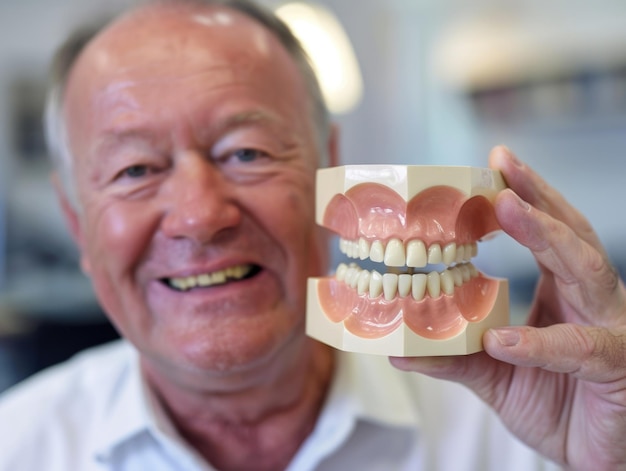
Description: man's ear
xmin=51 ymin=172 xmax=91 ymax=275
xmin=327 ymin=123 xmax=340 ymax=167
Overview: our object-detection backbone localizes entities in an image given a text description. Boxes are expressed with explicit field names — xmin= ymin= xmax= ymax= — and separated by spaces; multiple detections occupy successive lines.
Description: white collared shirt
xmin=0 ymin=340 xmax=560 ymax=470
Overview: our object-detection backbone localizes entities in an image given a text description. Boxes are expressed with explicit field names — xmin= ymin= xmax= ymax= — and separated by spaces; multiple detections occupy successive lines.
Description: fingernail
xmin=502 ymin=146 xmax=523 ymax=168
xmin=513 ymin=191 xmax=531 ymax=211
xmin=491 ymin=328 xmax=520 ymax=347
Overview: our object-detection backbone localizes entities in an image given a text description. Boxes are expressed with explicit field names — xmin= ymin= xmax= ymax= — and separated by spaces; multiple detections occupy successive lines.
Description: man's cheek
xmin=86 ymin=205 xmax=155 ymax=276
xmin=261 ymin=183 xmax=316 ymax=242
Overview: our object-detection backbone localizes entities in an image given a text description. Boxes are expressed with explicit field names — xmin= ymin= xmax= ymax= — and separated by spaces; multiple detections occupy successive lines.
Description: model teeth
xmin=336 ymin=237 xmax=480 ymax=300
xmin=357 ymin=270 xmax=371 ymax=295
xmin=406 ymin=240 xmax=427 ymax=267
xmin=455 ymin=244 xmax=465 ymax=264
xmin=358 ymin=238 xmax=370 ymax=260
xmin=427 ymin=271 xmax=441 ymax=297
xmin=442 ymin=242 xmax=456 ymax=265
xmin=440 ymin=269 xmax=454 ymax=295
xmin=369 ymin=270 xmax=383 ymax=298
xmin=370 ymin=240 xmax=385 ymax=263
xmin=398 ymin=274 xmax=412 ymax=297
xmin=384 ymin=238 xmax=405 ymax=267
xmin=335 ymin=262 xmax=479 ymax=301
xmin=427 ymin=244 xmax=442 ymax=264
xmin=168 ymin=264 xmax=253 ymax=292
xmin=338 ymin=237 xmax=478 ymax=268
xmin=412 ymin=273 xmax=427 ymax=300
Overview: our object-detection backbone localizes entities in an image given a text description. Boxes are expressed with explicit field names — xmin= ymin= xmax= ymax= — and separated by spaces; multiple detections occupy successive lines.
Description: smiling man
xmin=1 ymin=1 xmax=626 ymax=470
xmin=61 ymin=0 xmax=328 ymax=382
xmin=49 ymin=2 xmax=335 ymax=469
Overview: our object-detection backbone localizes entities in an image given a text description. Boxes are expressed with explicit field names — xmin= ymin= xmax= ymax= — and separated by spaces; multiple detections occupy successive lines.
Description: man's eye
xmin=122 ymin=165 xmax=148 ymax=178
xmin=233 ymin=148 xmax=266 ymax=163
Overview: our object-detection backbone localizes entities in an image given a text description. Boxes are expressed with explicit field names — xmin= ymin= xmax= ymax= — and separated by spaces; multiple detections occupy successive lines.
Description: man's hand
xmin=391 ymin=146 xmax=626 ymax=470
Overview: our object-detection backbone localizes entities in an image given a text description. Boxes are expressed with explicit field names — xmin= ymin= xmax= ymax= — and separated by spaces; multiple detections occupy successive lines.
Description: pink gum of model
xmin=306 ymin=165 xmax=510 ymax=356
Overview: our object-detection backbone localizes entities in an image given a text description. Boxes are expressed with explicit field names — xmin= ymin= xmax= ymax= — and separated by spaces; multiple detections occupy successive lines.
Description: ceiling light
xmin=276 ymin=2 xmax=363 ymax=114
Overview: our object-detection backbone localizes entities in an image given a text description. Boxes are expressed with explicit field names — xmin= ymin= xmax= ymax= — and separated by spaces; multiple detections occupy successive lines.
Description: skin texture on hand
xmin=390 ymin=146 xmax=626 ymax=470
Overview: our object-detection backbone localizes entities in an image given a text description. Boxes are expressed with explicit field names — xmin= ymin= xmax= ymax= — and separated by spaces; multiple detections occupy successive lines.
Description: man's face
xmin=62 ymin=5 xmax=328 ymax=377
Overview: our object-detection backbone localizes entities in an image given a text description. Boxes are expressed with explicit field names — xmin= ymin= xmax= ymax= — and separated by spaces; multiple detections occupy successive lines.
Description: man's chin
xmin=141 ymin=318 xmax=306 ymax=385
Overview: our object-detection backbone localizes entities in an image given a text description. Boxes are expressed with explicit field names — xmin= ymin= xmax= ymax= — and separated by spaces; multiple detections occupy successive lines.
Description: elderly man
xmin=1 ymin=0 xmax=625 ymax=470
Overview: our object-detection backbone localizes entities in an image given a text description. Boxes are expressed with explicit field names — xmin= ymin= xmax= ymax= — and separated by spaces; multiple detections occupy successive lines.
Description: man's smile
xmin=163 ymin=264 xmax=262 ymax=292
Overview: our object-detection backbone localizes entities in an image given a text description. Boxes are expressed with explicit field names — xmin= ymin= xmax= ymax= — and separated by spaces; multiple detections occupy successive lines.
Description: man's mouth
xmin=163 ymin=264 xmax=261 ymax=292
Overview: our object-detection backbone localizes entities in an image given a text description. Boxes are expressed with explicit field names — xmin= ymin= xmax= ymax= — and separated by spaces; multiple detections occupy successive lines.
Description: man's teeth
xmin=339 ymin=238 xmax=478 ymax=267
xmin=335 ymin=262 xmax=478 ymax=301
xmin=168 ymin=265 xmax=253 ymax=291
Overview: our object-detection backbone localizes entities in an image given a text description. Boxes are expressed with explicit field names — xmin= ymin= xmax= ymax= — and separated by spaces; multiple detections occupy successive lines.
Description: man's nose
xmin=160 ymin=152 xmax=242 ymax=243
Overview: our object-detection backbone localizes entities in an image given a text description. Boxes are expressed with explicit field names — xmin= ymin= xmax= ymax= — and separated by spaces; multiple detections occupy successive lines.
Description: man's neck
xmin=141 ymin=339 xmax=336 ymax=471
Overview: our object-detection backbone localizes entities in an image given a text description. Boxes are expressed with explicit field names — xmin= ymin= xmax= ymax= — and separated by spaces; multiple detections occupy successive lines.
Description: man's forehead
xmin=62 ymin=2 xmax=316 ymax=164
xmin=83 ymin=4 xmax=274 ymax=68
xmin=64 ymin=2 xmax=291 ymax=113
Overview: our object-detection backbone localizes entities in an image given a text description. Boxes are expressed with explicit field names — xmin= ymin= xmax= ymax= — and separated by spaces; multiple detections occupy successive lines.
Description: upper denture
xmin=323 ymin=183 xmax=500 ymax=246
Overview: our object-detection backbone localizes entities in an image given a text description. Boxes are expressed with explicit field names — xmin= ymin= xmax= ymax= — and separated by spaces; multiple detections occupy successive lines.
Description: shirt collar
xmin=91 ymin=345 xmax=158 ymax=463
xmin=285 ymin=350 xmax=420 ymax=471
xmin=331 ymin=350 xmax=421 ymax=429
xmin=89 ymin=343 xmax=421 ymax=466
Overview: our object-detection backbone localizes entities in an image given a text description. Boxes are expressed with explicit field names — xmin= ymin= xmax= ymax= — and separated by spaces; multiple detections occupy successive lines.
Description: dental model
xmin=306 ymin=165 xmax=510 ymax=356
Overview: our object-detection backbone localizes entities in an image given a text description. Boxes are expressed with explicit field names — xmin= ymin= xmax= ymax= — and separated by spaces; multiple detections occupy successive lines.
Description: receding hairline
xmin=83 ymin=1 xmax=272 ymax=47
xmin=66 ymin=2 xmax=289 ymax=85
xmin=63 ymin=1 xmax=321 ymax=148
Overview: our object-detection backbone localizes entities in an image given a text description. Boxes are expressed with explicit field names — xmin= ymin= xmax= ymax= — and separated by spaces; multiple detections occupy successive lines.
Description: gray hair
xmin=44 ymin=0 xmax=332 ymax=206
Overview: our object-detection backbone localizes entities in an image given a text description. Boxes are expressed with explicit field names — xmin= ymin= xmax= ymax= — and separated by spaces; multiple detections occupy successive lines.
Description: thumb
xmin=485 ymin=324 xmax=626 ymax=382
xmin=389 ymin=350 xmax=507 ymax=396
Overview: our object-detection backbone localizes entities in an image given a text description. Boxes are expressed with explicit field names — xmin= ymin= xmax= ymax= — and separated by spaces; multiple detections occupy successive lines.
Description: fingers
xmin=389 ymin=352 xmax=494 ymax=392
xmin=488 ymin=146 xmax=623 ymax=324
xmin=389 ymin=352 xmax=516 ymax=412
xmin=497 ymin=186 xmax=622 ymax=324
xmin=488 ymin=145 xmax=605 ymax=255
xmin=485 ymin=324 xmax=626 ymax=384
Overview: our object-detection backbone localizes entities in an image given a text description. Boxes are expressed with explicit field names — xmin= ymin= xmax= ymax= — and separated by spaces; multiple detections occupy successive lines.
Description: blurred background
xmin=1 ymin=0 xmax=626 ymax=392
